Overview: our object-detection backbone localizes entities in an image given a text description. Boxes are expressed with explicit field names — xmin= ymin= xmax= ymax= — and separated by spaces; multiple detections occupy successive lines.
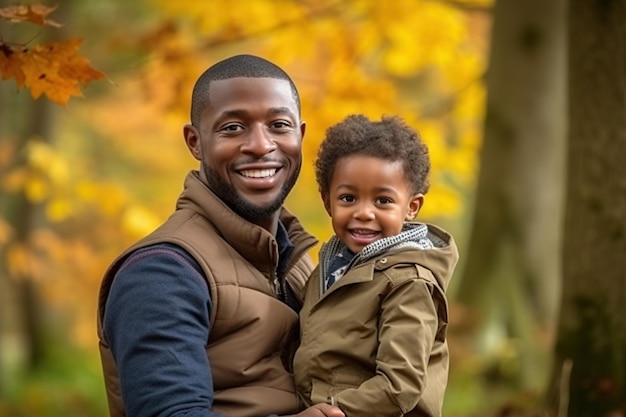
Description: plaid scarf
xmin=320 ymin=222 xmax=439 ymax=291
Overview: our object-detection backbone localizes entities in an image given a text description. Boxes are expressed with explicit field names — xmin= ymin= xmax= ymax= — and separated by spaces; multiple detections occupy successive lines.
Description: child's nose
xmin=354 ymin=203 xmax=375 ymax=220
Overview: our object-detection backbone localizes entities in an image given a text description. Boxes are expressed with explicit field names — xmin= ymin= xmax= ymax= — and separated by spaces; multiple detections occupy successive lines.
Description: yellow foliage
xmin=46 ymin=197 xmax=74 ymax=222
xmin=420 ymin=183 xmax=463 ymax=218
xmin=26 ymin=140 xmax=69 ymax=185
xmin=0 ymin=0 xmax=492 ymax=348
xmin=122 ymin=205 xmax=161 ymax=238
xmin=1 ymin=140 xmax=75 ymax=203
xmin=156 ymin=0 xmax=310 ymax=36
xmin=144 ymin=0 xmax=491 ymax=238
xmin=24 ymin=175 xmax=48 ymax=202
xmin=86 ymin=182 xmax=129 ymax=216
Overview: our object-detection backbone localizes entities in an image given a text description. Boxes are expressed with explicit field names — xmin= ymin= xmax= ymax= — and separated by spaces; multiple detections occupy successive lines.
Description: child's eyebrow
xmin=335 ymin=183 xmax=400 ymax=196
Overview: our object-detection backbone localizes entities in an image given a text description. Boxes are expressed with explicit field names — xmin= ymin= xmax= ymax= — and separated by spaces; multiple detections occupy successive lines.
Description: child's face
xmin=323 ymin=155 xmax=423 ymax=253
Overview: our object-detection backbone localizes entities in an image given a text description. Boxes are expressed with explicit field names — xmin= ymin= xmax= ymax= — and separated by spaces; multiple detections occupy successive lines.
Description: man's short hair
xmin=190 ymin=54 xmax=301 ymax=126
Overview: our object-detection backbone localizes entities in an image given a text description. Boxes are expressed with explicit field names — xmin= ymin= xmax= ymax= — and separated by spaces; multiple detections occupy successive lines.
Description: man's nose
xmin=241 ymin=125 xmax=277 ymax=156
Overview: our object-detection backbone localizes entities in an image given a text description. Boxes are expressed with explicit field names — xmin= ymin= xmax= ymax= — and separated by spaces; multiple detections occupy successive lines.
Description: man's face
xmin=185 ymin=77 xmax=305 ymax=222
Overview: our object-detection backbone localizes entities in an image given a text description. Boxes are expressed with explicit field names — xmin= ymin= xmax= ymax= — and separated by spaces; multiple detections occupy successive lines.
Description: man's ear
xmin=300 ymin=121 xmax=306 ymax=140
xmin=322 ymin=192 xmax=332 ymax=217
xmin=406 ymin=194 xmax=424 ymax=221
xmin=183 ymin=124 xmax=202 ymax=161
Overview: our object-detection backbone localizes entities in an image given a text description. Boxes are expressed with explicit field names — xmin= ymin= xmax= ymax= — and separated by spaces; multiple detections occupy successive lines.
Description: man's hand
xmin=293 ymin=403 xmax=345 ymax=417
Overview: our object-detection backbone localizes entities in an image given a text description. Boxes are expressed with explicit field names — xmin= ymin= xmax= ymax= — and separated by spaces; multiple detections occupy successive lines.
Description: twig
xmin=557 ymin=359 xmax=573 ymax=417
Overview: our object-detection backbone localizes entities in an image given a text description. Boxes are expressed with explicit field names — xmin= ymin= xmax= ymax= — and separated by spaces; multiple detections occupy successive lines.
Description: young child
xmin=293 ymin=114 xmax=459 ymax=417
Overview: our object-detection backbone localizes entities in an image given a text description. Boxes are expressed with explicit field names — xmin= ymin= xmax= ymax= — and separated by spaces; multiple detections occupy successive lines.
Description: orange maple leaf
xmin=1 ymin=38 xmax=105 ymax=105
xmin=0 ymin=3 xmax=61 ymax=27
xmin=24 ymin=38 xmax=105 ymax=105
xmin=0 ymin=44 xmax=26 ymax=86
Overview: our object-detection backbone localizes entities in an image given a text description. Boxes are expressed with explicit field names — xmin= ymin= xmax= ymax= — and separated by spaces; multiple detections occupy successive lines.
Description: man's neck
xmin=251 ymin=213 xmax=280 ymax=236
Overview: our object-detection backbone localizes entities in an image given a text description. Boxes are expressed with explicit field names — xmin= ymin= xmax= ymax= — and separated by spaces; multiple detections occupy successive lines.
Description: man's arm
xmin=103 ymin=244 xmax=225 ymax=417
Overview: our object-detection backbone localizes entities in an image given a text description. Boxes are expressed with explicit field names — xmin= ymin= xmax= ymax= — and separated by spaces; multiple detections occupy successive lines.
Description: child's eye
xmin=339 ymin=195 xmax=355 ymax=203
xmin=376 ymin=197 xmax=393 ymax=205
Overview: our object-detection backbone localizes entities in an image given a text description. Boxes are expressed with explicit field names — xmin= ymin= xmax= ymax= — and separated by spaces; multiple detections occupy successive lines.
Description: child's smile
xmin=323 ymin=154 xmax=422 ymax=253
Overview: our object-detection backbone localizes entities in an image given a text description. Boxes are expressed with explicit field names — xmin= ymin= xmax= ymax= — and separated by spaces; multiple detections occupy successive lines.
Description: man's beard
xmin=203 ymin=163 xmax=301 ymax=222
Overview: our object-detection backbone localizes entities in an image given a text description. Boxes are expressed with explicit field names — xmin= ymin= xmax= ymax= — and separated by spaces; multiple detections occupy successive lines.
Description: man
xmin=97 ymin=54 xmax=344 ymax=417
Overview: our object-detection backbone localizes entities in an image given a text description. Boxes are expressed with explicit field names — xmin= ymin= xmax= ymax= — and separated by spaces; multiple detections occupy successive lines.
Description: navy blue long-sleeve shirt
xmin=103 ymin=222 xmax=296 ymax=417
xmin=104 ymin=243 xmax=221 ymax=417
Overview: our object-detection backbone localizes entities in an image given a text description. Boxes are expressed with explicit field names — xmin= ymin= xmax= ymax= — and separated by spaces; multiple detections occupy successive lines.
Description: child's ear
xmin=322 ymin=192 xmax=332 ymax=216
xmin=406 ymin=194 xmax=424 ymax=221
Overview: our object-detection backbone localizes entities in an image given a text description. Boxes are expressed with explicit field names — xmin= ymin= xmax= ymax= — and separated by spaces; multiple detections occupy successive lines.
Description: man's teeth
xmin=240 ymin=169 xmax=277 ymax=178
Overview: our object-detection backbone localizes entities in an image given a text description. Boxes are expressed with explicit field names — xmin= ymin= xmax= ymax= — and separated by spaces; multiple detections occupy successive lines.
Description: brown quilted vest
xmin=97 ymin=171 xmax=317 ymax=417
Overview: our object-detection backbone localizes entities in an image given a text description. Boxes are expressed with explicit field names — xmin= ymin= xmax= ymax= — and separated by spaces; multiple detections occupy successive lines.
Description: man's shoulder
xmin=125 ymin=243 xmax=199 ymax=266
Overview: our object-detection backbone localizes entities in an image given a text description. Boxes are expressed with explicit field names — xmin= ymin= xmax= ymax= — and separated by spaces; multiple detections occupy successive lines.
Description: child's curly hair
xmin=315 ymin=114 xmax=431 ymax=196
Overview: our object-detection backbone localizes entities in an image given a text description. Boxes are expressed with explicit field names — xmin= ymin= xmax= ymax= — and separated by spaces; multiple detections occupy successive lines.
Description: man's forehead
xmin=208 ymin=76 xmax=291 ymax=90
xmin=206 ymin=77 xmax=298 ymax=109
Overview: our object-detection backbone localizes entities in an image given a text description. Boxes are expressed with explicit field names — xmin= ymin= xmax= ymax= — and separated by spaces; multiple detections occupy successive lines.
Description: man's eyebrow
xmin=267 ymin=107 xmax=296 ymax=117
xmin=219 ymin=109 xmax=249 ymax=119
xmin=217 ymin=107 xmax=295 ymax=119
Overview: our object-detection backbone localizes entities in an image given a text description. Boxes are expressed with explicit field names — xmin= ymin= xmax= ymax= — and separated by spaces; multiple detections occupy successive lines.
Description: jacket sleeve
xmin=334 ymin=273 xmax=441 ymax=417
xmin=102 ymin=243 xmax=229 ymax=417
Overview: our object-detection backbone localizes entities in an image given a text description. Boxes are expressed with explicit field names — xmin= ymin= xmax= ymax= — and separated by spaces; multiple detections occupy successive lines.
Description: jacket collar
xmin=175 ymin=170 xmax=316 ymax=274
xmin=317 ymin=222 xmax=457 ymax=297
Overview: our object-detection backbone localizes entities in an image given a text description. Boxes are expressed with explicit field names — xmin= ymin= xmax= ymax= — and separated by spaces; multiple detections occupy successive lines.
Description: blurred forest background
xmin=0 ymin=0 xmax=624 ymax=416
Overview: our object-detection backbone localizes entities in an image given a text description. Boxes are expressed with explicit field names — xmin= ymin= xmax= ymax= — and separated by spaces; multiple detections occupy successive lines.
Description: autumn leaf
xmin=0 ymin=44 xmax=26 ymax=85
xmin=0 ymin=38 xmax=105 ymax=105
xmin=0 ymin=3 xmax=61 ymax=27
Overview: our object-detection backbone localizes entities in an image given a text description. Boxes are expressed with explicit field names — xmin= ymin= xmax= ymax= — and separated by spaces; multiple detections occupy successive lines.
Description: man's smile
xmin=239 ymin=168 xmax=278 ymax=178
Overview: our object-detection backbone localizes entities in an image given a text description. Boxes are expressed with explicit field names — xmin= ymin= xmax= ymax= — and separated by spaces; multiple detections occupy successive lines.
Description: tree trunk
xmin=0 ymin=97 xmax=52 ymax=373
xmin=0 ymin=12 xmax=42 ymax=396
xmin=0 ymin=0 xmax=63 ymax=390
xmin=456 ymin=0 xmax=566 ymax=391
xmin=550 ymin=0 xmax=626 ymax=415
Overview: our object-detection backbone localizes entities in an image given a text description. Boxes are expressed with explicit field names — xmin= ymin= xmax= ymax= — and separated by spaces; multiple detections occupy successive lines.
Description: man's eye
xmin=222 ymin=124 xmax=242 ymax=132
xmin=271 ymin=121 xmax=291 ymax=129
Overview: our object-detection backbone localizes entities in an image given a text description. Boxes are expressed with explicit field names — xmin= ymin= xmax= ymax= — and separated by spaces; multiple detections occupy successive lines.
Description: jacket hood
xmin=408 ymin=223 xmax=458 ymax=292
xmin=320 ymin=222 xmax=458 ymax=292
